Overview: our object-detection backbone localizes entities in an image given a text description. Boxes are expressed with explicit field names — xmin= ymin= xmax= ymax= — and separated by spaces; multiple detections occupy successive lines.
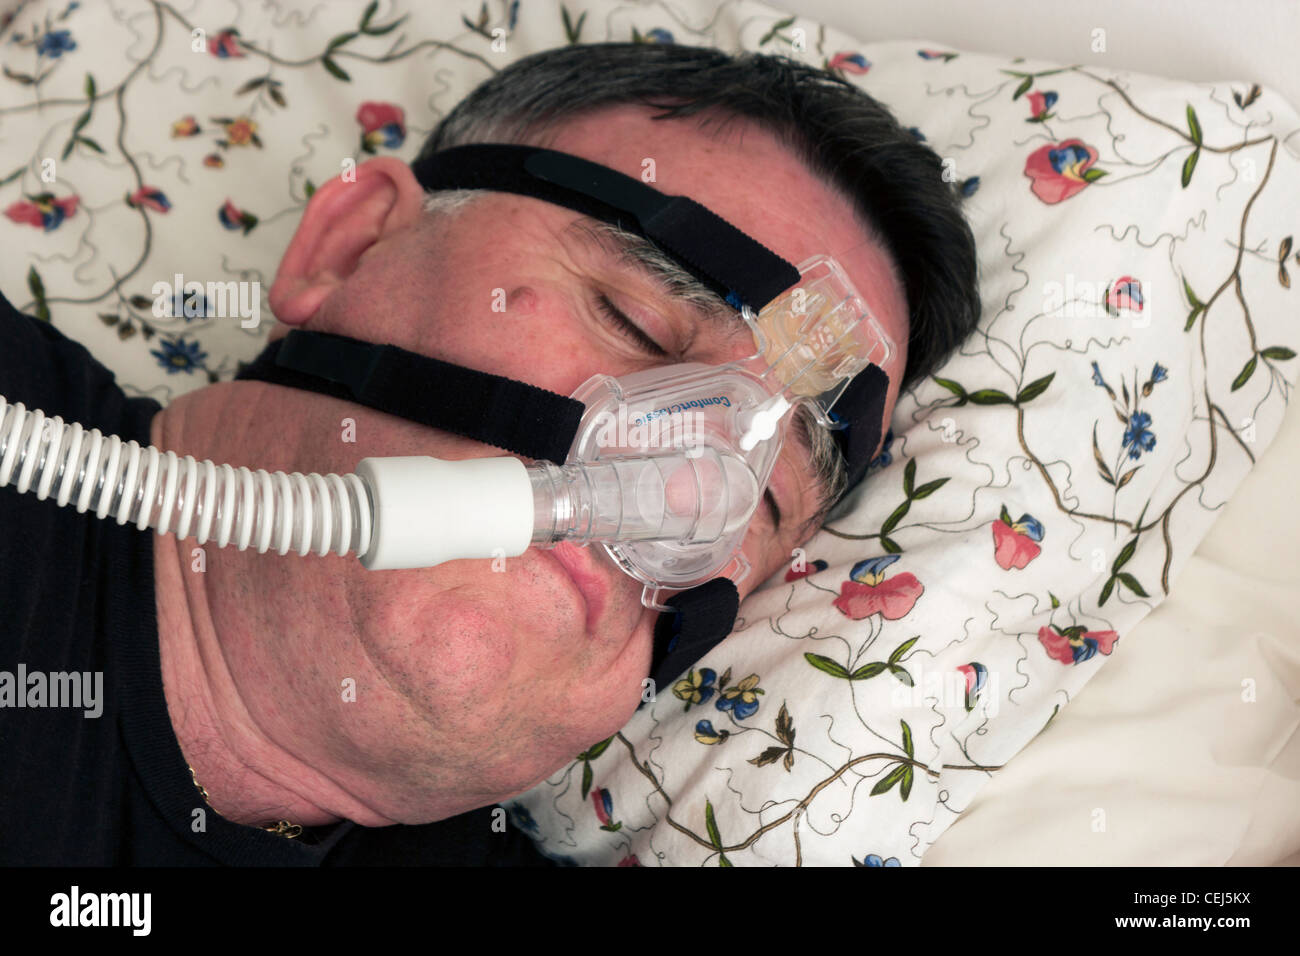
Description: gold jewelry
xmin=187 ymin=764 xmax=302 ymax=839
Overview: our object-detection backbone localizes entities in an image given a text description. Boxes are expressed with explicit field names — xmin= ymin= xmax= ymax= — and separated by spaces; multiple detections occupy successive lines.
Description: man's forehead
xmin=535 ymin=104 xmax=867 ymax=276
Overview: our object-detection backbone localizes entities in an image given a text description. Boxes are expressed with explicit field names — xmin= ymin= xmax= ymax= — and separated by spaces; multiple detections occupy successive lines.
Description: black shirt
xmin=0 ymin=293 xmax=552 ymax=865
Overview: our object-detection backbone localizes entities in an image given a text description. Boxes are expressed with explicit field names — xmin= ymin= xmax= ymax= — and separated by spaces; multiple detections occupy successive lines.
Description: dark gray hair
xmin=416 ymin=42 xmax=980 ymax=528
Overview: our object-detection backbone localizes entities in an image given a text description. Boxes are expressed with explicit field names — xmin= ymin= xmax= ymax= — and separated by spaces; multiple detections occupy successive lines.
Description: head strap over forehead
xmin=409 ymin=144 xmax=802 ymax=313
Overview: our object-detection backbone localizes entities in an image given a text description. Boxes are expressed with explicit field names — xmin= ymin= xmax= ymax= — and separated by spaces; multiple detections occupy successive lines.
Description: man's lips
xmin=548 ymin=541 xmax=610 ymax=634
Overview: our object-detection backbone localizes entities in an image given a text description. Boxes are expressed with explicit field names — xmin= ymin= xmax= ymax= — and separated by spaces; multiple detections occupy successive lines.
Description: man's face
xmin=264 ymin=104 xmax=908 ymax=820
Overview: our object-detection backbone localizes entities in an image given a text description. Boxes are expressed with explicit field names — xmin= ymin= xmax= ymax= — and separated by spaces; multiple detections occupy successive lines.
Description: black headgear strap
xmin=410 ymin=144 xmax=801 ymax=313
xmin=235 ymin=329 xmax=584 ymax=464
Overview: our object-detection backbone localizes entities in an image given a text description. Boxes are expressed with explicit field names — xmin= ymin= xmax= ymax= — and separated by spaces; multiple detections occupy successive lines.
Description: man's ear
xmin=269 ymin=156 xmax=427 ymax=326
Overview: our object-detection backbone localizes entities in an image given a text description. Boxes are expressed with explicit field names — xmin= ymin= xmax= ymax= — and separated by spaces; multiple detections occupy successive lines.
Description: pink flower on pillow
xmin=828 ymin=52 xmax=870 ymax=75
xmin=1027 ymin=90 xmax=1057 ymax=122
xmin=5 ymin=193 xmax=79 ymax=231
xmin=833 ymin=555 xmax=923 ymax=621
xmin=357 ymin=101 xmax=407 ymax=151
xmin=1024 ymin=139 xmax=1107 ymax=203
xmin=1038 ymin=625 xmax=1119 ymax=665
xmin=127 ymin=186 xmax=171 ymax=214
xmin=992 ymin=506 xmax=1043 ymax=570
xmin=208 ymin=28 xmax=242 ymax=58
xmin=1105 ymin=275 xmax=1143 ymax=316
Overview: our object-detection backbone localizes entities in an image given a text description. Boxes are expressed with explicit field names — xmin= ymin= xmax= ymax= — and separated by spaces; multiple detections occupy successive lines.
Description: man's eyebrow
xmin=563 ymin=217 xmax=738 ymax=324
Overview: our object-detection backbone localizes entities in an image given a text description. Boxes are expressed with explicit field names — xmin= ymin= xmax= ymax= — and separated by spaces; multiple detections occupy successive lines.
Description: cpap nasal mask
xmin=0 ymin=144 xmax=892 ymax=678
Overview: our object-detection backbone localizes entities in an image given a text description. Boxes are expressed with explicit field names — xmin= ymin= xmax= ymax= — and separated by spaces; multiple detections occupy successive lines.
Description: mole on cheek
xmin=507 ymin=286 xmax=539 ymax=314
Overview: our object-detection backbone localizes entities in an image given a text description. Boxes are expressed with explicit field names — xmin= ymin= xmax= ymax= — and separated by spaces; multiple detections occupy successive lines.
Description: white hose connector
xmin=354 ymin=455 xmax=534 ymax=569
xmin=0 ymin=396 xmax=372 ymax=559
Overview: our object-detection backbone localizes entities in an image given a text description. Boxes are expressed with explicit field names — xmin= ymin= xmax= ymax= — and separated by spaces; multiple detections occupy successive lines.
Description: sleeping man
xmin=0 ymin=42 xmax=979 ymax=864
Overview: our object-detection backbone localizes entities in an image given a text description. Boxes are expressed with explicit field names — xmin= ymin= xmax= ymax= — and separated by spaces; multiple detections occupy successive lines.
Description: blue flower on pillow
xmin=37 ymin=29 xmax=76 ymax=58
xmin=854 ymin=853 xmax=902 ymax=866
xmin=151 ymin=338 xmax=207 ymax=374
xmin=672 ymin=668 xmax=717 ymax=708
xmin=1141 ymin=362 xmax=1168 ymax=396
xmin=1122 ymin=411 xmax=1156 ymax=459
xmin=694 ymin=720 xmax=730 ymax=744
xmin=716 ymin=673 xmax=764 ymax=720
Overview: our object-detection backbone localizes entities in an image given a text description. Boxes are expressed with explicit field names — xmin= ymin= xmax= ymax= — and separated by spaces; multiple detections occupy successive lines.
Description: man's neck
xmin=149 ymin=397 xmax=396 ymax=830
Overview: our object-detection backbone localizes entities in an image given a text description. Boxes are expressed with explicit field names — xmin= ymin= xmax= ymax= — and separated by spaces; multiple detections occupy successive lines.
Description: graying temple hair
xmin=419 ymin=189 xmax=849 ymax=534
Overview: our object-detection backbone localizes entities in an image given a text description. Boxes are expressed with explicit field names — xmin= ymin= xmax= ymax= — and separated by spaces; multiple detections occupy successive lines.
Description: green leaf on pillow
xmin=759 ymin=16 xmax=795 ymax=46
xmin=910 ymin=478 xmax=948 ymax=500
xmin=1017 ymin=372 xmax=1056 ymax=404
xmin=881 ymin=499 xmax=910 ymax=535
xmin=27 ymin=265 xmax=49 ymax=322
xmin=879 ymin=534 xmax=901 ymax=554
xmin=900 ymin=719 xmax=914 ymax=758
xmin=364 ymin=16 xmax=406 ymax=37
xmin=850 ymin=661 xmax=887 ymax=680
xmin=360 ymin=0 xmax=378 ymax=29
xmin=805 ymin=653 xmax=850 ymax=679
xmin=1261 ymin=346 xmax=1296 ymax=360
xmin=1081 ymin=167 xmax=1108 ymax=183
xmin=871 ymin=763 xmax=908 ymax=797
xmin=1181 ymin=146 xmax=1200 ymax=188
xmin=320 ymin=56 xmax=350 ymax=81
xmin=704 ymin=798 xmax=723 ymax=849
xmin=1231 ymin=354 xmax=1257 ymax=391
xmin=887 ymin=664 xmax=913 ymax=686
xmin=1117 ymin=572 xmax=1148 ymax=598
xmin=1012 ymin=75 xmax=1032 ymax=100
xmin=560 ymin=5 xmax=586 ymax=44
xmin=900 ymin=767 xmax=914 ymax=801
xmin=580 ymin=760 xmax=592 ymax=799
xmin=967 ymin=389 xmax=1013 ymax=405
xmin=889 ymin=636 xmax=919 ymax=665
xmin=1186 ymin=104 xmax=1203 ymax=145
xmin=932 ymin=376 xmax=966 ymax=399
xmin=1182 ymin=275 xmax=1202 ymax=308
xmin=903 ymin=457 xmax=916 ymax=496
xmin=1098 ymin=576 xmax=1115 ymax=606
xmin=1112 ymin=537 xmax=1137 ymax=572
